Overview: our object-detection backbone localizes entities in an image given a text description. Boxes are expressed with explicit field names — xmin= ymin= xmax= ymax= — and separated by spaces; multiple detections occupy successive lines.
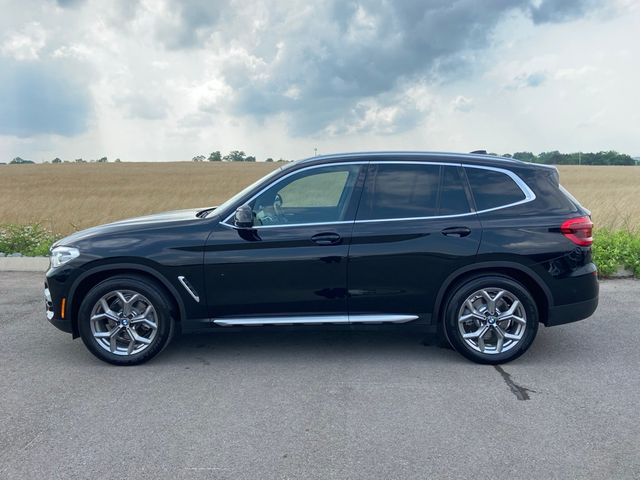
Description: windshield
xmin=213 ymin=164 xmax=289 ymax=217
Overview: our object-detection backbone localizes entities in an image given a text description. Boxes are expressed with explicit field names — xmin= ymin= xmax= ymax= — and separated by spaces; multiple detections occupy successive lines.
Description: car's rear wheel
xmin=78 ymin=276 xmax=174 ymax=365
xmin=443 ymin=275 xmax=538 ymax=364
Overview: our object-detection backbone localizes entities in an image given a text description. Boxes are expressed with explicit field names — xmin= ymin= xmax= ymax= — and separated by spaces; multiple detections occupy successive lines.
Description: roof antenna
xmin=470 ymin=149 xmax=487 ymax=154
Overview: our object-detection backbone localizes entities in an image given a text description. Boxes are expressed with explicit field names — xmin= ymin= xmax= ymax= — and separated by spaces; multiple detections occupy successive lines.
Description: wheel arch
xmin=433 ymin=261 xmax=552 ymax=327
xmin=67 ymin=263 xmax=186 ymax=338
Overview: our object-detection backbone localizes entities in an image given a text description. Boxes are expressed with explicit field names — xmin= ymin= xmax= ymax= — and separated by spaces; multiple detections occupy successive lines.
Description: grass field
xmin=0 ymin=162 xmax=639 ymax=235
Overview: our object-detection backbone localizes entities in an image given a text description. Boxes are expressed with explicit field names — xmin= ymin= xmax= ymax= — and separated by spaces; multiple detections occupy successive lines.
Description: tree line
xmin=505 ymin=150 xmax=637 ymax=166
xmin=7 ymin=156 xmax=120 ymax=164
xmin=191 ymin=150 xmax=287 ymax=163
xmin=4 ymin=150 xmax=638 ymax=165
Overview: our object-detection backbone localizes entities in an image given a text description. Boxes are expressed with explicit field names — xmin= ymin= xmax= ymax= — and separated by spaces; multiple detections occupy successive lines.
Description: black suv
xmin=45 ymin=151 xmax=598 ymax=365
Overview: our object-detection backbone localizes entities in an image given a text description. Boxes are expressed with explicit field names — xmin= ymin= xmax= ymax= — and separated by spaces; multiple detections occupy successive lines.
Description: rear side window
xmin=357 ymin=164 xmax=440 ymax=220
xmin=465 ymin=167 xmax=526 ymax=211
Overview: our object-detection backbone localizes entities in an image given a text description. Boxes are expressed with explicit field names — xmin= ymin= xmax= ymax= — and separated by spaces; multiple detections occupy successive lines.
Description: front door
xmin=204 ymin=163 xmax=365 ymax=320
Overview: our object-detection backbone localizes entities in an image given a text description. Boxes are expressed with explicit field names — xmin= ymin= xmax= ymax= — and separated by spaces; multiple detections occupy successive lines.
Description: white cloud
xmin=452 ymin=96 xmax=474 ymax=113
xmin=114 ymin=92 xmax=169 ymax=120
xmin=1 ymin=22 xmax=46 ymax=60
xmin=0 ymin=0 xmax=638 ymax=162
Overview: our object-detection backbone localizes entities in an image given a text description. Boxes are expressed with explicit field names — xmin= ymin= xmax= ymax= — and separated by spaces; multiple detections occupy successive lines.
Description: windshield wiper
xmin=196 ymin=206 xmax=217 ymax=218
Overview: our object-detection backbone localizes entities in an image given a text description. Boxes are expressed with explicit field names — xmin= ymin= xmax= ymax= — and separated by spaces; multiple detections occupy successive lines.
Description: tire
xmin=78 ymin=275 xmax=175 ymax=365
xmin=443 ymin=275 xmax=539 ymax=364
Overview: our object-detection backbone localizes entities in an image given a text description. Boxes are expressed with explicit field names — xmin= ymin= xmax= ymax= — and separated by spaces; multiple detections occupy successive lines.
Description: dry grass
xmin=0 ymin=162 xmax=279 ymax=235
xmin=0 ymin=162 xmax=638 ymax=235
xmin=556 ymin=166 xmax=640 ymax=230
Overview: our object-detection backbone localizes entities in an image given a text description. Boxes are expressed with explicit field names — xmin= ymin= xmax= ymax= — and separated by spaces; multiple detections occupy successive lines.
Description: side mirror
xmin=234 ymin=205 xmax=254 ymax=229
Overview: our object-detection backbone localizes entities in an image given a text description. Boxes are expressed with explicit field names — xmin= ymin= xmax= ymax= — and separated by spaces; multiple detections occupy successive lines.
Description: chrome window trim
xmin=220 ymin=160 xmax=536 ymax=229
xmin=221 ymin=220 xmax=354 ymax=230
xmin=354 ymin=211 xmax=475 ymax=224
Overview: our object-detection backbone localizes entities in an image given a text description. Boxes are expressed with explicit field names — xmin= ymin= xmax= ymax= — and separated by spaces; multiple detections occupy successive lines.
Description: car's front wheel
xmin=443 ymin=275 xmax=539 ymax=364
xmin=78 ymin=276 xmax=174 ymax=365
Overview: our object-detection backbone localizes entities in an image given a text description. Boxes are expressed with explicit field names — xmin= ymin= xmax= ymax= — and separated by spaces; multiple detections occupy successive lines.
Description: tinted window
xmin=357 ymin=164 xmax=440 ymax=220
xmin=278 ymin=170 xmax=349 ymax=207
xmin=440 ymin=166 xmax=470 ymax=215
xmin=250 ymin=165 xmax=359 ymax=225
xmin=465 ymin=167 xmax=526 ymax=211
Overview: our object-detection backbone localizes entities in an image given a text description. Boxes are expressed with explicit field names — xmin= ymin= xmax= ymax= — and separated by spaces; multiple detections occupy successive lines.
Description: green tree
xmin=192 ymin=155 xmax=206 ymax=162
xmin=244 ymin=155 xmax=256 ymax=162
xmin=223 ymin=150 xmax=246 ymax=162
xmin=10 ymin=157 xmax=34 ymax=164
xmin=208 ymin=151 xmax=222 ymax=161
xmin=538 ymin=151 xmax=566 ymax=165
xmin=97 ymin=156 xmax=108 ymax=163
xmin=596 ymin=150 xmax=635 ymax=165
xmin=75 ymin=158 xmax=86 ymax=163
xmin=52 ymin=157 xmax=62 ymax=164
xmin=265 ymin=157 xmax=274 ymax=162
xmin=115 ymin=158 xmax=121 ymax=163
xmin=513 ymin=152 xmax=536 ymax=162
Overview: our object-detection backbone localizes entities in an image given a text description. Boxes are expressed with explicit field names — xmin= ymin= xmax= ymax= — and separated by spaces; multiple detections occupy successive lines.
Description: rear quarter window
xmin=465 ymin=167 xmax=526 ymax=211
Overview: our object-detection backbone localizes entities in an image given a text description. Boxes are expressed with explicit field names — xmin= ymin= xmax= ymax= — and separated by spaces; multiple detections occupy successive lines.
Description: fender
xmin=431 ymin=260 xmax=553 ymax=324
xmin=67 ymin=261 xmax=187 ymax=335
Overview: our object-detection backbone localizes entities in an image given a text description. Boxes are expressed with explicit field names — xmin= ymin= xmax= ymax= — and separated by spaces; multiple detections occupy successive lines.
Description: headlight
xmin=50 ymin=246 xmax=80 ymax=268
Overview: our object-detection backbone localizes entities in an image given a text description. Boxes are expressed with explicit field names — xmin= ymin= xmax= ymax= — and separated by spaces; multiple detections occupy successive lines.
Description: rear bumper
xmin=547 ymin=295 xmax=598 ymax=326
xmin=544 ymin=264 xmax=599 ymax=326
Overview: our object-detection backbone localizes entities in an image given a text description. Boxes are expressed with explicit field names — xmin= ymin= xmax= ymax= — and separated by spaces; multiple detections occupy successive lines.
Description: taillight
xmin=560 ymin=216 xmax=593 ymax=246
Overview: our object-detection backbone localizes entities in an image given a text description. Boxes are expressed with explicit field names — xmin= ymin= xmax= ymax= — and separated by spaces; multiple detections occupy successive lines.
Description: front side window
xmin=465 ymin=167 xmax=526 ymax=211
xmin=250 ymin=165 xmax=360 ymax=226
xmin=357 ymin=164 xmax=440 ymax=220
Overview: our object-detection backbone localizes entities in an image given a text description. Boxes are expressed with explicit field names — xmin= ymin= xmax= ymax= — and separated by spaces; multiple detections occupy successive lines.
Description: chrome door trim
xmin=349 ymin=314 xmax=418 ymax=324
xmin=212 ymin=314 xmax=418 ymax=326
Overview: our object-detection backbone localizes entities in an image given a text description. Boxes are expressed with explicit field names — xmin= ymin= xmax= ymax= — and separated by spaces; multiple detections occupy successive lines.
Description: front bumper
xmin=44 ymin=279 xmax=73 ymax=334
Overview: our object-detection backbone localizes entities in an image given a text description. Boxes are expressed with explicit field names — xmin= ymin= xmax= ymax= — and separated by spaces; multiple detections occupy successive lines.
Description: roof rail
xmin=469 ymin=149 xmax=487 ymax=154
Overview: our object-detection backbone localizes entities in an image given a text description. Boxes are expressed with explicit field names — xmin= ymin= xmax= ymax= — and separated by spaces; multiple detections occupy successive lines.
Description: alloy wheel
xmin=89 ymin=290 xmax=158 ymax=356
xmin=457 ymin=288 xmax=527 ymax=355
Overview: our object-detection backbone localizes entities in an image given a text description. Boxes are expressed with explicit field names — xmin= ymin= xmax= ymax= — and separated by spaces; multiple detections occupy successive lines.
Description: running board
xmin=212 ymin=314 xmax=418 ymax=327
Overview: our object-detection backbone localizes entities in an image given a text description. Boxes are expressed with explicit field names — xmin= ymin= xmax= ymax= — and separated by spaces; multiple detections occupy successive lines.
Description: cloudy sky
xmin=0 ymin=0 xmax=638 ymax=162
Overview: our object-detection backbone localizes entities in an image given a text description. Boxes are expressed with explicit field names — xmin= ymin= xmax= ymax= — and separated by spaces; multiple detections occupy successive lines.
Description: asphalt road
xmin=0 ymin=272 xmax=638 ymax=479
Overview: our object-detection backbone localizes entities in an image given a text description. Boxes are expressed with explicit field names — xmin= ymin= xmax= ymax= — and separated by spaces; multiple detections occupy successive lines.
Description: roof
xmin=294 ymin=151 xmax=544 ymax=170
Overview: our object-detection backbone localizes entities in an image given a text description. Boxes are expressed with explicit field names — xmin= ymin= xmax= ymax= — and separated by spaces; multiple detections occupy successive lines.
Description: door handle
xmin=441 ymin=226 xmax=471 ymax=238
xmin=311 ymin=232 xmax=342 ymax=245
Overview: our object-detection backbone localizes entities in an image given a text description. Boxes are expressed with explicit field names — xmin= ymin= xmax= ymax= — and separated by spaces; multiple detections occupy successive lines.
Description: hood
xmin=54 ymin=208 xmax=211 ymax=248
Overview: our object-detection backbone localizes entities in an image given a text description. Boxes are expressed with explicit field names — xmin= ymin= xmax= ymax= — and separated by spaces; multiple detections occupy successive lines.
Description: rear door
xmin=347 ymin=161 xmax=482 ymax=323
